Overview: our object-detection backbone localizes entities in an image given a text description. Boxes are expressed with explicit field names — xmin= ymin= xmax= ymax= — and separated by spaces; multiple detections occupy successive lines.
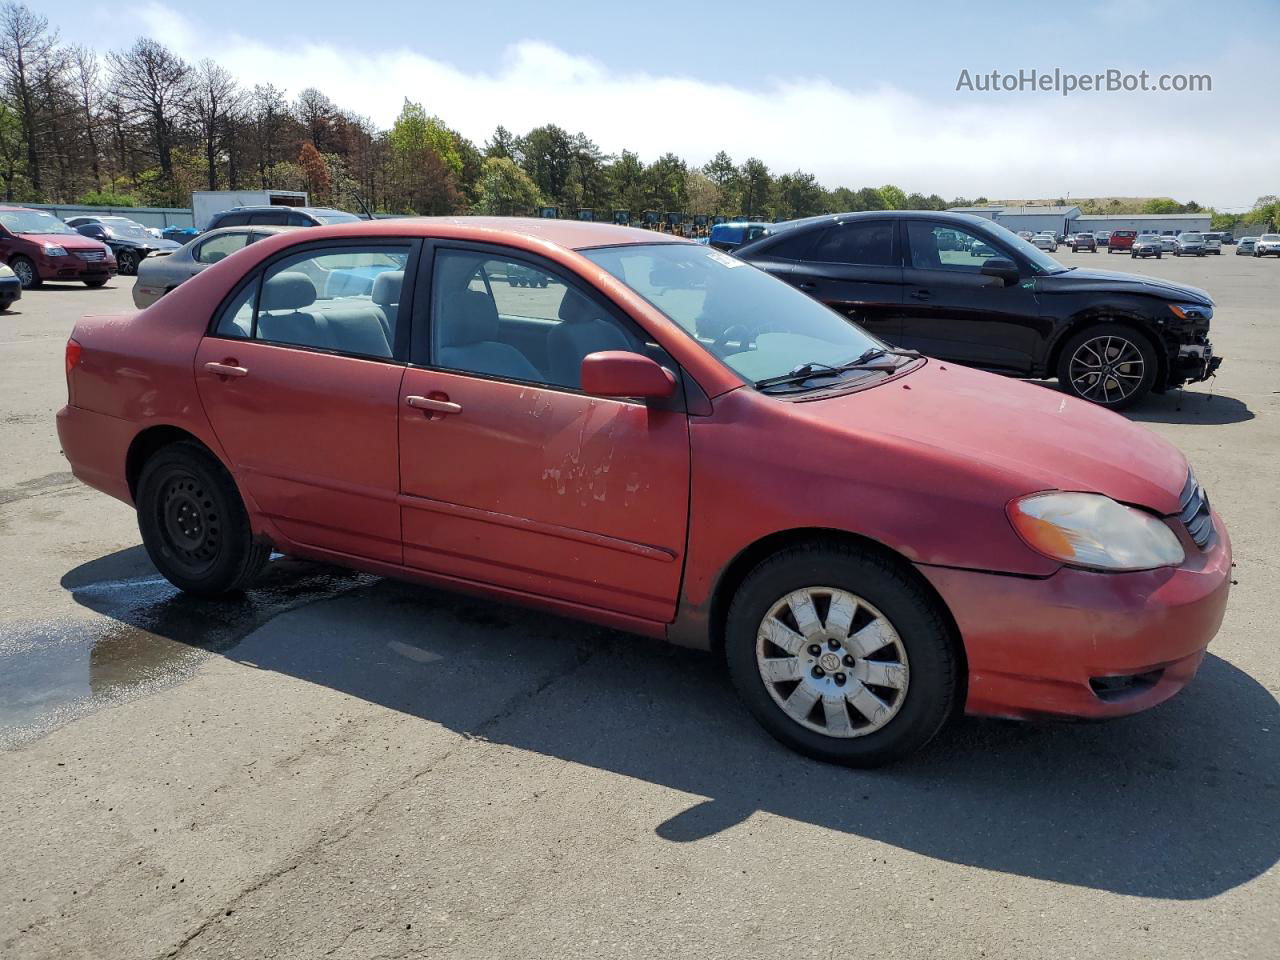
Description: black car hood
xmin=1039 ymin=267 xmax=1213 ymax=306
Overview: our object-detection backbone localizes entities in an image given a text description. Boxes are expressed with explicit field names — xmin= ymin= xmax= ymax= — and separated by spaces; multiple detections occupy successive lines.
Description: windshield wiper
xmin=754 ymin=361 xmax=846 ymax=390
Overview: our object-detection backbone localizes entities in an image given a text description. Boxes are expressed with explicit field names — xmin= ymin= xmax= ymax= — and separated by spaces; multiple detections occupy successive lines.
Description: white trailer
xmin=191 ymin=190 xmax=308 ymax=230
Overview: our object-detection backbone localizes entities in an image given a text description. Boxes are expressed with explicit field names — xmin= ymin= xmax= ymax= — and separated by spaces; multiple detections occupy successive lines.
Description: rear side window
xmin=287 ymin=211 xmax=316 ymax=227
xmin=249 ymin=211 xmax=287 ymax=226
xmin=808 ymin=221 xmax=896 ymax=266
xmin=214 ymin=212 xmax=250 ymax=227
xmin=755 ymin=229 xmax=818 ymax=261
xmin=211 ymin=244 xmax=412 ymax=359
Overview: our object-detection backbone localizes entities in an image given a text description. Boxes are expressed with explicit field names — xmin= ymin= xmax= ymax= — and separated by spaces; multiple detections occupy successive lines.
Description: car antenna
xmin=354 ymin=194 xmax=376 ymax=221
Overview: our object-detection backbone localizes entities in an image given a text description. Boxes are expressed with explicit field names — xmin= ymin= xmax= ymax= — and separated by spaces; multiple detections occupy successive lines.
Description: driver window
xmin=907 ymin=222 xmax=999 ymax=272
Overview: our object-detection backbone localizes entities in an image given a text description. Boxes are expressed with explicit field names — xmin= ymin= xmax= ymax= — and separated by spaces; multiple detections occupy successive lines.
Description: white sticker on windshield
xmin=706 ymin=249 xmax=745 ymax=268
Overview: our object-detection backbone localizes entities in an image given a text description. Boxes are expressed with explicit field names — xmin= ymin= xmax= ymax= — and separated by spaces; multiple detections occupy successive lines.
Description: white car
xmin=1157 ymin=234 xmax=1177 ymax=252
xmin=1031 ymin=234 xmax=1058 ymax=252
xmin=1254 ymin=234 xmax=1280 ymax=257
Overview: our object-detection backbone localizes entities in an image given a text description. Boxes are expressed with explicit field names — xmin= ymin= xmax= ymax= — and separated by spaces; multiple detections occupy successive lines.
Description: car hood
xmin=803 ymin=361 xmax=1189 ymax=515
xmin=25 ymin=232 xmax=110 ymax=253
xmin=1041 ymin=267 xmax=1212 ymax=305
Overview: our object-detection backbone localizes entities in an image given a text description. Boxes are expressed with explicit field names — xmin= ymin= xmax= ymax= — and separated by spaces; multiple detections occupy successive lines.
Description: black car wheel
xmin=117 ymin=249 xmax=140 ymax=275
xmin=1058 ymin=323 xmax=1157 ymax=410
xmin=725 ymin=542 xmax=958 ymax=767
xmin=136 ymin=441 xmax=271 ymax=595
xmin=83 ymin=278 xmax=108 ymax=288
xmin=10 ymin=256 xmax=39 ymax=289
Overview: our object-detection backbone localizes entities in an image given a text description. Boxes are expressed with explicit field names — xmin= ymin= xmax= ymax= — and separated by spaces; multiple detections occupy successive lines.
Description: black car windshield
xmin=582 ymin=243 xmax=884 ymax=386
xmin=103 ymin=219 xmax=152 ymax=239
xmin=991 ymin=228 xmax=1070 ymax=274
xmin=0 ymin=210 xmax=76 ymax=235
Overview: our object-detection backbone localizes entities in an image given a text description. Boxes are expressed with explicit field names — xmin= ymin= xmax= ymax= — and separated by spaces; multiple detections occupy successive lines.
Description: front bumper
xmin=1175 ymin=340 xmax=1221 ymax=383
xmin=0 ymin=278 xmax=20 ymax=304
xmin=37 ymin=254 xmax=117 ymax=281
xmin=919 ymin=509 xmax=1231 ymax=720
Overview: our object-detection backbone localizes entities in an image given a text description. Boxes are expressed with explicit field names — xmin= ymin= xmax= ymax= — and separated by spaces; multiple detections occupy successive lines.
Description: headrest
xmin=371 ymin=270 xmax=403 ymax=307
xmin=261 ymin=271 xmax=316 ymax=311
xmin=557 ymin=287 xmax=598 ymax=324
xmin=440 ymin=290 xmax=499 ymax=347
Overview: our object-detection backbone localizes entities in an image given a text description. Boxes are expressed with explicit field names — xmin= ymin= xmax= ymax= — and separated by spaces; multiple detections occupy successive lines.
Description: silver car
xmin=1255 ymin=234 xmax=1280 ymax=257
xmin=1236 ymin=237 xmax=1259 ymax=255
xmin=132 ymin=225 xmax=297 ymax=308
xmin=1157 ymin=234 xmax=1177 ymax=252
xmin=1174 ymin=232 xmax=1207 ymax=257
xmin=1031 ymin=233 xmax=1058 ymax=252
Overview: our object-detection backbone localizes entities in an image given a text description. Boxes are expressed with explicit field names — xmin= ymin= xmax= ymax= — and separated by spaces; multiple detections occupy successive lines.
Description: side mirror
xmin=580 ymin=351 xmax=677 ymax=400
xmin=981 ymin=257 xmax=1020 ymax=285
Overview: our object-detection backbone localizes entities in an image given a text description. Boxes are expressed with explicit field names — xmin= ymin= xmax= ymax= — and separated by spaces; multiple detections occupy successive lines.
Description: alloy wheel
xmin=11 ymin=258 xmax=34 ymax=288
xmin=1068 ymin=335 xmax=1146 ymax=405
xmin=755 ymin=587 xmax=909 ymax=738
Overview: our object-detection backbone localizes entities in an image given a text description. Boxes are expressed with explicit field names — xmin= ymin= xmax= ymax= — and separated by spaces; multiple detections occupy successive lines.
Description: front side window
xmin=808 ymin=220 xmax=895 ymax=266
xmin=195 ymin=232 xmax=250 ymax=264
xmin=582 ymin=243 xmax=883 ymax=386
xmin=212 ymin=244 xmax=410 ymax=359
xmin=906 ymin=222 xmax=1004 ymax=272
xmin=430 ymin=249 xmax=644 ymax=389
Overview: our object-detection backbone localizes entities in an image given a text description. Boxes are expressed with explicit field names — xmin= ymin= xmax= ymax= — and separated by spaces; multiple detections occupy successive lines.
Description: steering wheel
xmin=714 ymin=324 xmax=755 ymax=353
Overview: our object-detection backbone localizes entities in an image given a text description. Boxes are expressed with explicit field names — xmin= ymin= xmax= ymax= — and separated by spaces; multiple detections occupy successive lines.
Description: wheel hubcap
xmin=13 ymin=260 xmax=33 ymax=286
xmin=755 ymin=587 xmax=909 ymax=739
xmin=158 ymin=472 xmax=220 ymax=571
xmin=1068 ymin=335 xmax=1145 ymax=404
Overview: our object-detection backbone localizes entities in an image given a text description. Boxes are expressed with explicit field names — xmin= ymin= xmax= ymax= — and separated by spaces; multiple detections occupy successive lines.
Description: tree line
xmin=2 ymin=2 xmax=1272 ymax=229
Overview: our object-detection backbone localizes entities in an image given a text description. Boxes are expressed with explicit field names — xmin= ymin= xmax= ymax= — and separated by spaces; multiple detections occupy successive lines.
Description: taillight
xmin=65 ymin=337 xmax=82 ymax=377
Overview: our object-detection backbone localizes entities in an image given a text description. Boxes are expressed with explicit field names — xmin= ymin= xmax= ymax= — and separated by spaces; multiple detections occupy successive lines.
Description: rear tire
xmin=725 ymin=543 xmax=958 ymax=767
xmin=136 ymin=441 xmax=270 ymax=595
xmin=1057 ymin=322 xmax=1157 ymax=410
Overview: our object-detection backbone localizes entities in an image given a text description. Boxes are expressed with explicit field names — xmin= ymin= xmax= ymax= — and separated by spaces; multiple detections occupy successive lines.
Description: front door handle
xmin=406 ymin=394 xmax=462 ymax=416
xmin=204 ymin=360 xmax=249 ymax=378
xmin=909 ymin=289 xmax=930 ymax=301
xmin=797 ymin=281 xmax=818 ymax=290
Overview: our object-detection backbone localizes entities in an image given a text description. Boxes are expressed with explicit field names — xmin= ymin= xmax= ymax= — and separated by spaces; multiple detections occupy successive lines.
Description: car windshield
xmin=103 ymin=219 xmax=152 ymax=239
xmin=1262 ymin=234 xmax=1280 ymax=242
xmin=0 ymin=209 xmax=76 ymax=235
xmin=1181 ymin=233 xmax=1203 ymax=241
xmin=988 ymin=229 xmax=1069 ymax=274
xmin=313 ymin=212 xmax=361 ymax=224
xmin=582 ymin=243 xmax=885 ymax=386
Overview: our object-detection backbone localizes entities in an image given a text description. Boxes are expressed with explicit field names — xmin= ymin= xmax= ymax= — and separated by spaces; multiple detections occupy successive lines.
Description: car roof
xmin=218 ymin=205 xmax=355 ymax=216
xmin=199 ymin=224 xmax=298 ymax=237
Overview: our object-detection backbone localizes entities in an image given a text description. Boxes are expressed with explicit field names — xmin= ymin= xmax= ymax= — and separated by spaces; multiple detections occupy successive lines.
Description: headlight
xmin=1008 ymin=492 xmax=1184 ymax=572
xmin=1169 ymin=302 xmax=1211 ymax=321
xmin=43 ymin=244 xmax=68 ymax=257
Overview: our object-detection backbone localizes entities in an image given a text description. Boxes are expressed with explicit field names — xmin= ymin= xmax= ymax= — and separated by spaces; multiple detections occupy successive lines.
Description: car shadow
xmin=1027 ymin=379 xmax=1254 ymax=425
xmin=60 ymin=547 xmax=1279 ymax=901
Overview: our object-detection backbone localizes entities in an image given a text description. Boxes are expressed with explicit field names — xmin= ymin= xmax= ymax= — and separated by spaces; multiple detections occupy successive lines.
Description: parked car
xmin=1031 ymin=233 xmax=1057 ymax=252
xmin=66 ymin=216 xmax=182 ymax=276
xmin=1069 ymin=232 xmax=1097 ymax=252
xmin=1158 ymin=234 xmax=1177 ymax=252
xmin=1131 ymin=235 xmax=1163 ymax=259
xmin=1108 ymin=229 xmax=1137 ymax=254
xmin=1201 ymin=233 xmax=1224 ymax=254
xmin=1219 ymin=232 xmax=1236 ymax=245
xmin=1095 ymin=231 xmax=1111 ymax=246
xmin=1236 ymin=237 xmax=1258 ymax=255
xmin=0 ymin=205 xmax=117 ymax=288
xmin=707 ymin=220 xmax=775 ymax=252
xmin=203 ymin=205 xmax=363 ymax=232
xmin=56 ymin=217 xmax=1232 ymax=767
xmin=1016 ymin=230 xmax=1035 ymax=241
xmin=0 ymin=261 xmax=20 ymax=309
xmin=132 ymin=225 xmax=297 ymax=309
xmin=1174 ymin=232 xmax=1207 ymax=257
xmin=1254 ymin=234 xmax=1280 ymax=257
xmin=735 ymin=210 xmax=1221 ymax=408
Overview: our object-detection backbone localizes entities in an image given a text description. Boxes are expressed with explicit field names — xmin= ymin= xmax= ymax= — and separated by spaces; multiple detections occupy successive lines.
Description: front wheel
xmin=136 ymin=441 xmax=270 ymax=595
xmin=1057 ymin=322 xmax=1157 ymax=410
xmin=117 ymin=250 xmax=139 ymax=275
xmin=83 ymin=278 xmax=107 ymax=288
xmin=10 ymin=256 xmax=39 ymax=289
xmin=725 ymin=544 xmax=958 ymax=767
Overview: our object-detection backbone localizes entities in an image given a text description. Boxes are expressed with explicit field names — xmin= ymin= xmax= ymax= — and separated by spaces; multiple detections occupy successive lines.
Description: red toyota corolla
xmin=57 ymin=219 xmax=1231 ymax=765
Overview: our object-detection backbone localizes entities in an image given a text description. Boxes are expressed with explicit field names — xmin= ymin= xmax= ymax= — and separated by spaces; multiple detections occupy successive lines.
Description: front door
xmin=896 ymin=220 xmax=1045 ymax=373
xmin=786 ymin=218 xmax=903 ymax=344
xmin=397 ymin=245 xmax=691 ymax=623
xmin=194 ymin=240 xmax=417 ymax=564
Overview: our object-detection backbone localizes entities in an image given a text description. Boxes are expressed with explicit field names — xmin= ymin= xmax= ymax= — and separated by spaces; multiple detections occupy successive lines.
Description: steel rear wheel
xmin=136 ymin=441 xmax=269 ymax=595
xmin=1057 ymin=323 xmax=1157 ymax=410
xmin=726 ymin=543 xmax=958 ymax=767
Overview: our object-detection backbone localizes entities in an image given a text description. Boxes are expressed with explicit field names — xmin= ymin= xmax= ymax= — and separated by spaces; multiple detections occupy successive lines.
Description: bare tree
xmin=186 ymin=58 xmax=239 ymax=191
xmin=294 ymin=87 xmax=335 ymax=151
xmin=68 ymin=45 xmax=102 ymax=191
xmin=0 ymin=1 xmax=60 ymax=194
xmin=248 ymin=83 xmax=288 ymax=186
xmin=106 ymin=38 xmax=191 ymax=197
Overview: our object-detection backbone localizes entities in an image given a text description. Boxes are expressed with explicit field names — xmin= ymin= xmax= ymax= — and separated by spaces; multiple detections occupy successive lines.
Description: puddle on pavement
xmin=0 ymin=557 xmax=374 ymax=749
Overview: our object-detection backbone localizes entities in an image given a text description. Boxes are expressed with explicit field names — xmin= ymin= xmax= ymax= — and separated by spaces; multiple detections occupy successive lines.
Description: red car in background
xmin=56 ymin=218 xmax=1231 ymax=766
xmin=1108 ymin=229 xmax=1137 ymax=254
xmin=0 ymin=206 xmax=117 ymax=288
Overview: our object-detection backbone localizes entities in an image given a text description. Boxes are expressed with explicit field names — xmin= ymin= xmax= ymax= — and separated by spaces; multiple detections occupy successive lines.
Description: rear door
xmin=396 ymin=242 xmax=691 ymax=622
xmin=194 ymin=238 xmax=418 ymax=564
xmin=896 ymin=220 xmax=1044 ymax=373
xmin=785 ymin=218 xmax=903 ymax=343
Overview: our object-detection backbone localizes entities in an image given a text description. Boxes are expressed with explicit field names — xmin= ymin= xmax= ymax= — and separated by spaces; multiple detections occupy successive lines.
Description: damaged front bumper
xmin=1174 ymin=340 xmax=1222 ymax=384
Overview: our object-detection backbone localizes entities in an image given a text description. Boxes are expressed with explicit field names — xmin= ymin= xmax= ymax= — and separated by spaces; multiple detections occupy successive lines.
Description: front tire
xmin=1057 ymin=322 xmax=1157 ymax=410
xmin=83 ymin=278 xmax=107 ymax=288
xmin=117 ymin=249 xmax=139 ymax=275
xmin=10 ymin=256 xmax=40 ymax=289
xmin=136 ymin=441 xmax=270 ymax=595
xmin=725 ymin=543 xmax=958 ymax=767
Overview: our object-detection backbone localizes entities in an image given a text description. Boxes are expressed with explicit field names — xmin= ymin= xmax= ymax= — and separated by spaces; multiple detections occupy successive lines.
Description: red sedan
xmin=57 ymin=219 xmax=1231 ymax=766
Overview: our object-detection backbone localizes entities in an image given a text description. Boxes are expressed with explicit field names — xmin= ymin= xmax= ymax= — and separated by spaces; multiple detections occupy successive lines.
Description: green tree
xmin=853 ymin=186 xmax=885 ymax=211
xmin=519 ymin=124 xmax=575 ymax=205
xmin=701 ymin=150 xmax=739 ymax=212
xmin=773 ymin=170 xmax=825 ymax=219
xmin=738 ymin=157 xmax=771 ymax=217
xmin=475 ymin=155 xmax=543 ymax=215
xmin=878 ymin=184 xmax=907 ymax=210
xmin=646 ymin=152 xmax=688 ymax=212
xmin=388 ymin=99 xmax=461 ymax=175
xmin=483 ymin=124 xmax=518 ymax=160
xmin=685 ymin=170 xmax=719 ymax=215
xmin=605 ymin=150 xmax=647 ymax=215
xmin=1143 ymin=197 xmax=1181 ymax=214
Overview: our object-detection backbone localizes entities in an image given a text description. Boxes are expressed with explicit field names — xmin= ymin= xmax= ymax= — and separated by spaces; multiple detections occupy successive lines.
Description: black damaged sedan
xmin=735 ymin=211 xmax=1221 ymax=409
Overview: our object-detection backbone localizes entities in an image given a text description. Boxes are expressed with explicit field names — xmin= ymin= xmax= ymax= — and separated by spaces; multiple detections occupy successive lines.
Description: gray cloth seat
xmin=256 ymin=270 xmax=391 ymax=358
xmin=545 ymin=288 xmax=630 ymax=387
xmin=437 ymin=289 xmax=542 ymax=381
xmin=370 ymin=270 xmax=402 ymax=342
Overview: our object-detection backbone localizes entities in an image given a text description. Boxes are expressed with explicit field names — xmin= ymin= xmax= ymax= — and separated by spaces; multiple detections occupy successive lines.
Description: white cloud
xmin=138 ymin=5 xmax=1274 ymax=209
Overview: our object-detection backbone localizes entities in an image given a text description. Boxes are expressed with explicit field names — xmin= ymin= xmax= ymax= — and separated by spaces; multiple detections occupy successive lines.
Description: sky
xmin=33 ymin=0 xmax=1279 ymax=210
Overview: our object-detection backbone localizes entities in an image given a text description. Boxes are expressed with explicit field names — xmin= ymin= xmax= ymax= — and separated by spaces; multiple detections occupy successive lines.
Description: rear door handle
xmin=203 ymin=360 xmax=249 ymax=378
xmin=909 ymin=290 xmax=930 ymax=301
xmin=406 ymin=395 xmax=462 ymax=416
